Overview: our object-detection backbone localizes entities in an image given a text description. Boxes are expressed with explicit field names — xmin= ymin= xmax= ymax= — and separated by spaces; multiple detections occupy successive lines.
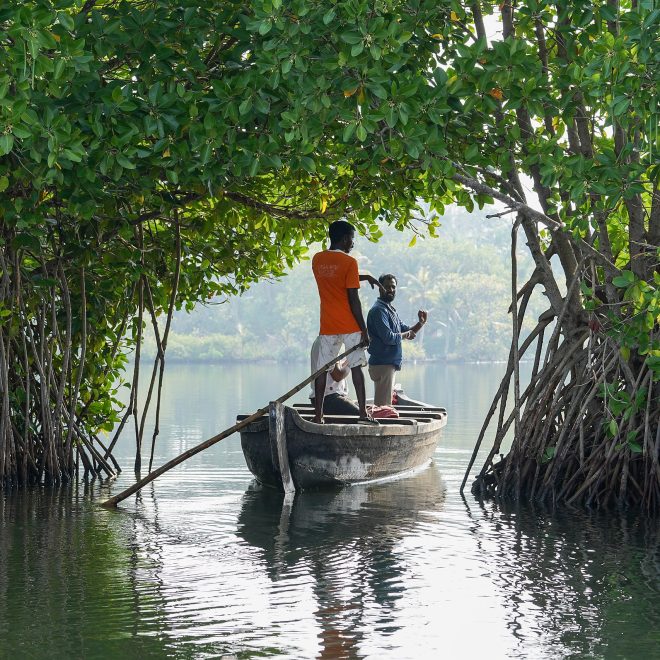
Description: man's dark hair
xmin=328 ymin=220 xmax=355 ymax=243
xmin=378 ymin=273 xmax=397 ymax=285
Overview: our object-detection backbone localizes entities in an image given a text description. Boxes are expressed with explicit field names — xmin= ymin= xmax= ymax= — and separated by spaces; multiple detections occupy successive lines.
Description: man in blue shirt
xmin=366 ymin=274 xmax=428 ymax=405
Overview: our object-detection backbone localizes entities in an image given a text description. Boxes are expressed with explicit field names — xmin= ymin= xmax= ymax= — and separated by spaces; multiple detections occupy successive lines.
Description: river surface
xmin=1 ymin=363 xmax=658 ymax=659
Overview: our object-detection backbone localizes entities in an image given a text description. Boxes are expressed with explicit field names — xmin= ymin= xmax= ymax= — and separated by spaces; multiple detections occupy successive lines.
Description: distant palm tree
xmin=400 ymin=266 xmax=441 ymax=351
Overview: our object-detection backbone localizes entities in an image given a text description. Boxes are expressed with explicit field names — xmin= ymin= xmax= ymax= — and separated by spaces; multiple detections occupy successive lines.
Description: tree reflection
xmin=464 ymin=498 xmax=660 ymax=658
xmin=0 ymin=485 xmax=174 ymax=659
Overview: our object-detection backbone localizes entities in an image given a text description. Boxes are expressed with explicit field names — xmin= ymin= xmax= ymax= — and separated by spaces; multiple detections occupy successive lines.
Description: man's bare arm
xmin=359 ymin=274 xmax=386 ymax=293
xmin=347 ymin=288 xmax=369 ymax=346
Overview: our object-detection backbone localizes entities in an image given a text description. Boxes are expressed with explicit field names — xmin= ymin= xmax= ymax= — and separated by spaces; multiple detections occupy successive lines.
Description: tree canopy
xmin=1 ymin=1 xmax=658 ymax=506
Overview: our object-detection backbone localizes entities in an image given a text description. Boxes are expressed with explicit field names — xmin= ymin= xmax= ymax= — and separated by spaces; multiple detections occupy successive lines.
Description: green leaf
xmin=612 ymin=96 xmax=630 ymax=117
xmin=53 ymin=59 xmax=66 ymax=80
xmin=600 ymin=5 xmax=618 ymax=21
xmin=0 ymin=134 xmax=14 ymax=155
xmin=465 ymin=143 xmax=479 ymax=161
xmin=0 ymin=176 xmax=8 ymax=193
xmin=58 ymin=11 xmax=75 ymax=31
xmin=447 ymin=96 xmax=462 ymax=112
xmin=351 ymin=43 xmax=364 ymax=57
xmin=385 ymin=107 xmax=398 ymax=128
xmin=200 ymin=142 xmax=212 ymax=164
xmin=343 ymin=122 xmax=356 ymax=142
xmin=148 ymin=83 xmax=161 ymax=106
xmin=12 ymin=126 xmax=32 ymax=140
xmin=368 ymin=84 xmax=387 ymax=100
xmin=612 ymin=271 xmax=634 ymax=287
xmin=341 ymin=32 xmax=363 ymax=45
xmin=542 ymin=446 xmax=556 ymax=462
xmin=323 ymin=9 xmax=336 ymax=25
xmin=370 ymin=45 xmax=382 ymax=60
xmin=115 ymin=154 xmax=135 ymax=169
xmin=300 ymin=156 xmax=316 ymax=173
xmin=32 ymin=276 xmax=59 ymax=288
xmin=254 ymin=96 xmax=270 ymax=114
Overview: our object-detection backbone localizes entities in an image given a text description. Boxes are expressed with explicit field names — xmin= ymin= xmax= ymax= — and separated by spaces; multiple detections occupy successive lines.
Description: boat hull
xmin=240 ymin=406 xmax=446 ymax=490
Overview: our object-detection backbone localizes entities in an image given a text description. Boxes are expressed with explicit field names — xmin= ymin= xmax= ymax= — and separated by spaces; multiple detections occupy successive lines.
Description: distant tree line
xmin=143 ymin=210 xmax=544 ymax=364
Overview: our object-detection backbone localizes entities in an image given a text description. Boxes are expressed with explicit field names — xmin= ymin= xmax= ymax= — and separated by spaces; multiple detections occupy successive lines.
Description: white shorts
xmin=312 ymin=332 xmax=366 ymax=371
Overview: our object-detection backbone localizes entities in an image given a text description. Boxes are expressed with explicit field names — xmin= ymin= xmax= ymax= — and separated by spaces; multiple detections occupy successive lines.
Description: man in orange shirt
xmin=311 ymin=220 xmax=381 ymax=424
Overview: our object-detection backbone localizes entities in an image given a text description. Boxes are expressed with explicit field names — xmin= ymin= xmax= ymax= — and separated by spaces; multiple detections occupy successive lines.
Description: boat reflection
xmin=237 ymin=462 xmax=446 ymax=658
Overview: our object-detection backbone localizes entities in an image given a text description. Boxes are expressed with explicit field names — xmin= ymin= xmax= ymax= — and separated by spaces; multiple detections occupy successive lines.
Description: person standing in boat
xmin=311 ymin=220 xmax=381 ymax=425
xmin=367 ymin=273 xmax=428 ymax=406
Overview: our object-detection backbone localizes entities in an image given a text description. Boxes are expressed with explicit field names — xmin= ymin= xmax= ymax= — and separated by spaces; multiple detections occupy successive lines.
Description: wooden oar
xmin=101 ymin=342 xmax=365 ymax=508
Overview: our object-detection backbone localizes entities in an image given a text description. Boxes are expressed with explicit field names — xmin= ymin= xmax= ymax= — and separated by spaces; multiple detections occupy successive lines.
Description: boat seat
xmin=292 ymin=402 xmax=446 ymax=413
xmin=236 ymin=413 xmax=427 ymax=426
xmin=394 ymin=405 xmax=447 ymax=413
xmin=299 ymin=415 xmax=416 ymax=425
xmin=292 ymin=404 xmax=442 ymax=422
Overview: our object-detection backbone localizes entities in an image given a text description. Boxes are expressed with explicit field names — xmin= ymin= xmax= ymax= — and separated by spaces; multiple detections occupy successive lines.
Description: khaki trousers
xmin=368 ymin=364 xmax=396 ymax=406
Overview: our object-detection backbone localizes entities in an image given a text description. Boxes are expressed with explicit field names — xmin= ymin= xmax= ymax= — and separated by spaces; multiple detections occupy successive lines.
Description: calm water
xmin=1 ymin=363 xmax=658 ymax=659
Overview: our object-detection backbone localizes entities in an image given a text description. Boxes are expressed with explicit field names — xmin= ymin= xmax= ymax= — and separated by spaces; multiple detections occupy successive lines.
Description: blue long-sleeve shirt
xmin=366 ymin=298 xmax=410 ymax=369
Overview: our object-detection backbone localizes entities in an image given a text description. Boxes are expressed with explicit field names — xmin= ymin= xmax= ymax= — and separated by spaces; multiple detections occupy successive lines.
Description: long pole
xmin=101 ymin=342 xmax=365 ymax=508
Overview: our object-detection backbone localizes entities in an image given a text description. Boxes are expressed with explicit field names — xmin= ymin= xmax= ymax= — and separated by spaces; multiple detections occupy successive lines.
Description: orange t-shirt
xmin=312 ymin=250 xmax=361 ymax=335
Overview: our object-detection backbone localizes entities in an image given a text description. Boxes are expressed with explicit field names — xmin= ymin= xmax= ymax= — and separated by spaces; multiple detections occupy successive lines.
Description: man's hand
xmin=360 ymin=330 xmax=370 ymax=348
xmin=418 ymin=309 xmax=428 ymax=325
xmin=330 ymin=361 xmax=351 ymax=383
xmin=361 ymin=274 xmax=386 ymax=294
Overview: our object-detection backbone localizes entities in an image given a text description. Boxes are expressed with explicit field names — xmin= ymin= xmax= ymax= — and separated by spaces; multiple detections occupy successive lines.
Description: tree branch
xmin=451 ymin=173 xmax=562 ymax=230
xmin=78 ymin=1 xmax=97 ymax=16
xmin=452 ymin=172 xmax=621 ymax=278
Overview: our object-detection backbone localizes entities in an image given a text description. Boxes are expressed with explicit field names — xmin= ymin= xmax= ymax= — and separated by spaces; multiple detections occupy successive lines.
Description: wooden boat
xmin=237 ymin=402 xmax=447 ymax=491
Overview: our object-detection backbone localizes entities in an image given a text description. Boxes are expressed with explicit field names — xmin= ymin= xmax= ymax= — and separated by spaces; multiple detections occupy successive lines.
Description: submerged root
xmin=0 ymin=240 xmax=119 ymax=488
xmin=465 ymin=323 xmax=659 ymax=512
xmin=463 ymin=218 xmax=659 ymax=513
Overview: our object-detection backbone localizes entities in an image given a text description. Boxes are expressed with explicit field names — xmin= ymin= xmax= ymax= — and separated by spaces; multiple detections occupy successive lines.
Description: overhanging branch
xmin=451 ymin=172 xmax=563 ymax=231
xmin=452 ymin=172 xmax=620 ymax=276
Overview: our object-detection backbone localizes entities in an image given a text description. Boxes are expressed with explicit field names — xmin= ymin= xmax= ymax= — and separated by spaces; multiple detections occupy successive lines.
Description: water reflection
xmin=3 ymin=363 xmax=659 ymax=659
xmin=464 ymin=498 xmax=660 ymax=658
xmin=237 ymin=463 xmax=446 ymax=658
xmin=0 ymin=486 xmax=176 ymax=660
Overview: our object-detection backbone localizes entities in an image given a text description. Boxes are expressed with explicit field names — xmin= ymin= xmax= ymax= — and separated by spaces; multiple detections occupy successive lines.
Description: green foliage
xmin=0 ymin=0 xmax=658 ymax=471
xmin=607 ymin=269 xmax=660 ymax=374
xmin=0 ymin=0 xmax=464 ymax=442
